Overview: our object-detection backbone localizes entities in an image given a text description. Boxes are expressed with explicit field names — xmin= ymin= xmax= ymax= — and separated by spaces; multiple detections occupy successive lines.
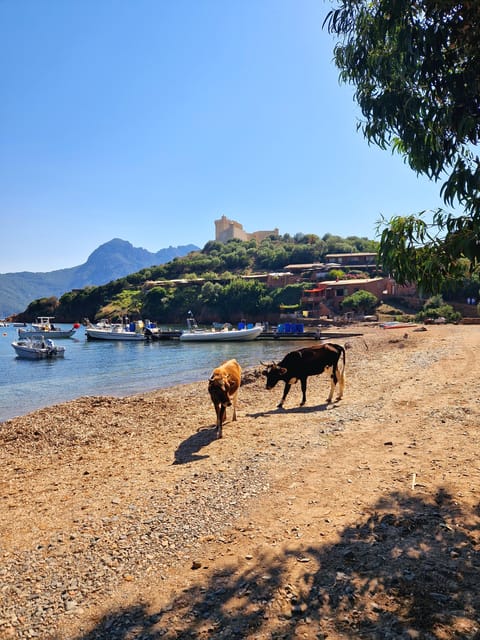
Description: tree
xmin=22 ymin=296 xmax=59 ymax=321
xmin=415 ymin=295 xmax=462 ymax=323
xmin=217 ymin=279 xmax=270 ymax=319
xmin=325 ymin=1 xmax=480 ymax=293
xmin=199 ymin=281 xmax=222 ymax=307
xmin=142 ymin=286 xmax=170 ymax=320
xmin=341 ymin=290 xmax=378 ymax=315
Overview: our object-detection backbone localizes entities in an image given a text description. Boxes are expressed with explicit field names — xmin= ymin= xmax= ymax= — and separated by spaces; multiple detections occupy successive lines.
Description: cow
xmin=261 ymin=343 xmax=346 ymax=408
xmin=208 ymin=359 xmax=242 ymax=438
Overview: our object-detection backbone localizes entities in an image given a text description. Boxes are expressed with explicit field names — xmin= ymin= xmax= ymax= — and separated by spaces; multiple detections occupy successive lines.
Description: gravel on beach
xmin=1 ymin=325 xmax=480 ymax=640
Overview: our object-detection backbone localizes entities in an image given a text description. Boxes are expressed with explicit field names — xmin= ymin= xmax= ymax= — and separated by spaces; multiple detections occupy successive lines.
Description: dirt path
xmin=1 ymin=324 xmax=479 ymax=639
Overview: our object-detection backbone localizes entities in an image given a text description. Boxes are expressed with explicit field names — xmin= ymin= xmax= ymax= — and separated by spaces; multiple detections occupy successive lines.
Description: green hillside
xmin=13 ymin=234 xmax=380 ymax=324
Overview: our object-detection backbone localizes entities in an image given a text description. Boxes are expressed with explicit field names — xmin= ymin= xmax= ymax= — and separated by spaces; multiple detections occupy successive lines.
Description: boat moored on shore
xmin=179 ymin=314 xmax=263 ymax=342
xmin=18 ymin=317 xmax=78 ymax=340
xmin=85 ymin=320 xmax=146 ymax=341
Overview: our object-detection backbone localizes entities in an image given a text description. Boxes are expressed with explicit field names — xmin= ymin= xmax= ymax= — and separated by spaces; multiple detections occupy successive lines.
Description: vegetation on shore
xmin=13 ymin=233 xmax=378 ymax=324
xmin=326 ymin=1 xmax=480 ymax=293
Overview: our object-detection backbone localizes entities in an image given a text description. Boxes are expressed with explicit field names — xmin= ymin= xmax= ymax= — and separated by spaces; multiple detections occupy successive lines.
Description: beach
xmin=1 ymin=323 xmax=479 ymax=639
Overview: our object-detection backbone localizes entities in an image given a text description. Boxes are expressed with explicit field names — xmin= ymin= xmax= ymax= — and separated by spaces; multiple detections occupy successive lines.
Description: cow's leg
xmin=336 ymin=366 xmax=345 ymax=400
xmin=217 ymin=405 xmax=226 ymax=438
xmin=329 ymin=361 xmax=345 ymax=401
xmin=300 ymin=378 xmax=308 ymax=406
xmin=278 ymin=382 xmax=291 ymax=408
xmin=327 ymin=378 xmax=336 ymax=403
xmin=214 ymin=402 xmax=223 ymax=427
xmin=214 ymin=402 xmax=221 ymax=428
xmin=326 ymin=366 xmax=336 ymax=403
xmin=231 ymin=388 xmax=239 ymax=422
xmin=327 ymin=363 xmax=345 ymax=402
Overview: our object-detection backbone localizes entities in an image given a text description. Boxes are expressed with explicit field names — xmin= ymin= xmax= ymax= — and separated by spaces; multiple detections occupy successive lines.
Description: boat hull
xmin=18 ymin=328 xmax=76 ymax=339
xmin=11 ymin=340 xmax=66 ymax=359
xmin=18 ymin=316 xmax=77 ymax=339
xmin=85 ymin=328 xmax=145 ymax=341
xmin=179 ymin=326 xmax=263 ymax=342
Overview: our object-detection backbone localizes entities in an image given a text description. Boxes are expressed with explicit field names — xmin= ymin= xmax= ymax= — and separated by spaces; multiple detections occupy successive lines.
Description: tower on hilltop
xmin=215 ymin=215 xmax=278 ymax=243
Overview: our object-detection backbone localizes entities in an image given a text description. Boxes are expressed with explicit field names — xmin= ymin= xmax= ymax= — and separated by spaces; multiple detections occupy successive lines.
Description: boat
xmin=379 ymin=321 xmax=418 ymax=329
xmin=11 ymin=337 xmax=66 ymax=359
xmin=18 ymin=317 xmax=78 ymax=339
xmin=179 ymin=315 xmax=263 ymax=342
xmin=85 ymin=320 xmax=146 ymax=341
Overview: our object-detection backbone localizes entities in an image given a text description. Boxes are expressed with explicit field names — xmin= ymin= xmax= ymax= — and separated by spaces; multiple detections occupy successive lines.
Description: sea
xmin=0 ymin=323 xmax=317 ymax=423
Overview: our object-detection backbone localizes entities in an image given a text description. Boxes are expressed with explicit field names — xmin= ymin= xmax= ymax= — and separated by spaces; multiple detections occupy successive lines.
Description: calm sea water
xmin=0 ymin=323 xmax=316 ymax=423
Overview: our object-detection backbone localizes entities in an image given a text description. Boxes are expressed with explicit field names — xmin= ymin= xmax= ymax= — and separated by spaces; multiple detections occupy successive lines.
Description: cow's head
xmin=260 ymin=361 xmax=288 ymax=389
xmin=208 ymin=374 xmax=232 ymax=406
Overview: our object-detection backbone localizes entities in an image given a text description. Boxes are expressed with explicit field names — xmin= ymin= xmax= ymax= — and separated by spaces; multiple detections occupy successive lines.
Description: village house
xmin=324 ymin=252 xmax=379 ymax=274
xmin=301 ymin=276 xmax=417 ymax=316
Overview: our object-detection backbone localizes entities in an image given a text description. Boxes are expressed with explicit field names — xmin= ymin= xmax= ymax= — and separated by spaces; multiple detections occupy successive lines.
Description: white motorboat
xmin=12 ymin=337 xmax=66 ymax=359
xmin=179 ymin=315 xmax=263 ymax=342
xmin=18 ymin=317 xmax=79 ymax=339
xmin=85 ymin=320 xmax=146 ymax=341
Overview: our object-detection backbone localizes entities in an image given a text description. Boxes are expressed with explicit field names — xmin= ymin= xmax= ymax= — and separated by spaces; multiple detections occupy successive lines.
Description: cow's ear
xmin=279 ymin=367 xmax=288 ymax=375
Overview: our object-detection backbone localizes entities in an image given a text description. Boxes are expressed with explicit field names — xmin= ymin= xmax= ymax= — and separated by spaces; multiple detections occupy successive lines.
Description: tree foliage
xmin=415 ymin=295 xmax=462 ymax=323
xmin=341 ymin=289 xmax=378 ymax=314
xmin=325 ymin=0 xmax=480 ymax=292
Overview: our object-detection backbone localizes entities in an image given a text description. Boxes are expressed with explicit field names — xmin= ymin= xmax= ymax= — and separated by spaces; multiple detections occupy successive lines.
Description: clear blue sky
xmin=0 ymin=0 xmax=447 ymax=273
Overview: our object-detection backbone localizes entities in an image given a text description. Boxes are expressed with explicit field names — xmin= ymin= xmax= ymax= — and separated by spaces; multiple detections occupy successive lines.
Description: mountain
xmin=0 ymin=238 xmax=199 ymax=316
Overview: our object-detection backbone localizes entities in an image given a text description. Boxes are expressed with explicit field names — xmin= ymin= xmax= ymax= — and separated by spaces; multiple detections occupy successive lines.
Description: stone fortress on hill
xmin=215 ymin=215 xmax=278 ymax=243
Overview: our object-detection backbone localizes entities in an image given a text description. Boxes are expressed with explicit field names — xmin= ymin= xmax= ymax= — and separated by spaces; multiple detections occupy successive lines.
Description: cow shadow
xmin=247 ymin=401 xmax=340 ymax=418
xmin=173 ymin=426 xmax=218 ymax=464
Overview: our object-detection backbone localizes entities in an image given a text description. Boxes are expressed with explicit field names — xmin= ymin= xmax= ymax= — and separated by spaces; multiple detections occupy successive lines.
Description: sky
xmin=0 ymin=0 xmax=449 ymax=274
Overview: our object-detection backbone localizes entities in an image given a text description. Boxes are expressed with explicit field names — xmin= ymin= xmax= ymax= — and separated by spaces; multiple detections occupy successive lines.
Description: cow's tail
xmin=330 ymin=344 xmax=346 ymax=394
xmin=339 ymin=344 xmax=346 ymax=373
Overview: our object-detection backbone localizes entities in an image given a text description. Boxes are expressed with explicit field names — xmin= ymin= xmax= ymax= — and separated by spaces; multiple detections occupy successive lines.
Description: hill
xmin=0 ymin=238 xmax=198 ymax=316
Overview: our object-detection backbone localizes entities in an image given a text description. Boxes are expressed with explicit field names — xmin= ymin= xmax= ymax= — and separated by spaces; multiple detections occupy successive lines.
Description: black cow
xmin=262 ymin=343 xmax=346 ymax=408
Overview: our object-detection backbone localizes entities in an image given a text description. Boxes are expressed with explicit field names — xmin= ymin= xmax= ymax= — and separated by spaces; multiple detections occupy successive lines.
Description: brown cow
xmin=208 ymin=359 xmax=242 ymax=438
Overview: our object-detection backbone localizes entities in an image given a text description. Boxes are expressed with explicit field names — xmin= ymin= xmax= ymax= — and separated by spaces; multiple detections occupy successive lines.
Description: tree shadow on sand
xmin=172 ymin=426 xmax=219 ymax=464
xmin=72 ymin=488 xmax=480 ymax=639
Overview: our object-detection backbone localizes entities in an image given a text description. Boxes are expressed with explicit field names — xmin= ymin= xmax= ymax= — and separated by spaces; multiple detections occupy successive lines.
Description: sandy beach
xmin=1 ymin=323 xmax=479 ymax=639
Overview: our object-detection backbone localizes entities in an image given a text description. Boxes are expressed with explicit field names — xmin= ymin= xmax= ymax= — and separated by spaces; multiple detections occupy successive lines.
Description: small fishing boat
xmin=379 ymin=321 xmax=418 ymax=329
xmin=11 ymin=337 xmax=66 ymax=359
xmin=179 ymin=315 xmax=263 ymax=342
xmin=85 ymin=320 xmax=146 ymax=341
xmin=18 ymin=317 xmax=79 ymax=339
